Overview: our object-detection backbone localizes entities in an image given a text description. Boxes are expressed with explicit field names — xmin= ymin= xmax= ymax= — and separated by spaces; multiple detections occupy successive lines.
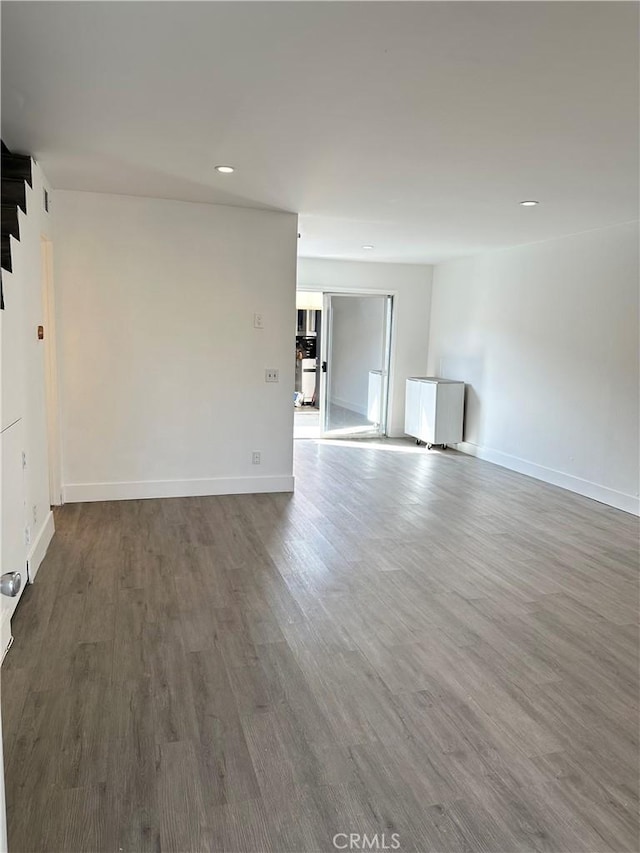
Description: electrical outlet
xmin=21 ymin=451 xmax=27 ymax=469
xmin=254 ymin=313 xmax=264 ymax=329
xmin=265 ymin=368 xmax=279 ymax=383
xmin=24 ymin=526 xmax=31 ymax=547
xmin=252 ymin=451 xmax=261 ymax=465
xmin=33 ymin=504 xmax=37 ymax=525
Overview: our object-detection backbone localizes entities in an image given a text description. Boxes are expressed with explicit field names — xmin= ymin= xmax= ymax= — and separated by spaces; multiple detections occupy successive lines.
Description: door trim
xmin=41 ymin=237 xmax=62 ymax=506
xmin=27 ymin=509 xmax=55 ymax=583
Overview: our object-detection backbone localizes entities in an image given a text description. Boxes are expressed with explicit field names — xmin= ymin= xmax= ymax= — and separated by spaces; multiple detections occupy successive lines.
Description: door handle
xmin=321 ymin=361 xmax=327 ymax=373
xmin=1 ymin=572 xmax=21 ymax=597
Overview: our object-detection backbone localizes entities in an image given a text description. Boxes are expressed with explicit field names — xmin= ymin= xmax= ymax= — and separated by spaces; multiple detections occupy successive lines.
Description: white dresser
xmin=404 ymin=377 xmax=464 ymax=448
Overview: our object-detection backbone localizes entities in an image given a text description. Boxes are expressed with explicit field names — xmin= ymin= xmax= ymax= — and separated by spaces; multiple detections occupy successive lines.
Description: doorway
xmin=294 ymin=291 xmax=322 ymax=439
xmin=321 ymin=293 xmax=392 ymax=438
xmin=294 ymin=290 xmax=393 ymax=440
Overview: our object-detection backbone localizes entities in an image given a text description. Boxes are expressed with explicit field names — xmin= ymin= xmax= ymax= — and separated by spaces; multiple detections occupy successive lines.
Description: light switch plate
xmin=265 ymin=368 xmax=279 ymax=383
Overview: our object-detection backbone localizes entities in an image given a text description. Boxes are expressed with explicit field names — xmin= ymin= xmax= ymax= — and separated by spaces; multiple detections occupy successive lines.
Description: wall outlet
xmin=265 ymin=368 xmax=279 ymax=383
xmin=254 ymin=313 xmax=264 ymax=329
xmin=24 ymin=526 xmax=31 ymax=547
xmin=33 ymin=504 xmax=38 ymax=525
xmin=21 ymin=451 xmax=27 ymax=469
xmin=252 ymin=451 xmax=261 ymax=465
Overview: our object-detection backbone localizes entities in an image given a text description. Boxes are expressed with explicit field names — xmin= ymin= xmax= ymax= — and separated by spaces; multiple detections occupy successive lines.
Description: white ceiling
xmin=2 ymin=1 xmax=638 ymax=264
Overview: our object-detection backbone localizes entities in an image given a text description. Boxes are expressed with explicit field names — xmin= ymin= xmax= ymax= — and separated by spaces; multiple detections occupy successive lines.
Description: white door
xmin=1 ymin=419 xmax=27 ymax=622
xmin=320 ymin=294 xmax=393 ymax=438
xmin=0 ymin=418 xmax=25 ymax=853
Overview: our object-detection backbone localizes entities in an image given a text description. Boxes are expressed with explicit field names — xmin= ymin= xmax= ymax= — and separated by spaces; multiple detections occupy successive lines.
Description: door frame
xmin=40 ymin=237 xmax=62 ymax=506
xmin=319 ymin=291 xmax=394 ymax=439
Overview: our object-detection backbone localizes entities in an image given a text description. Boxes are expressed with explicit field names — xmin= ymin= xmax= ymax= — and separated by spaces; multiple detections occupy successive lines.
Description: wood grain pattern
xmin=2 ymin=440 xmax=638 ymax=852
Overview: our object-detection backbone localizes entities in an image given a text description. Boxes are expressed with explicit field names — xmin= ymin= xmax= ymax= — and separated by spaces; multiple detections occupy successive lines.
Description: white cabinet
xmin=404 ymin=377 xmax=464 ymax=447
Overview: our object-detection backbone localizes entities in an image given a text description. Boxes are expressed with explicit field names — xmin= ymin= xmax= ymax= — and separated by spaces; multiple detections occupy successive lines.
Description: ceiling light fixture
xmin=519 ymin=200 xmax=539 ymax=206
xmin=362 ymin=244 xmax=374 ymax=250
xmin=215 ymin=165 xmax=235 ymax=174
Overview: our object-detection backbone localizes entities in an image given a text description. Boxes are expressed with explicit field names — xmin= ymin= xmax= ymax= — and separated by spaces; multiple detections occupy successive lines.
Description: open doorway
xmin=321 ymin=293 xmax=392 ymax=438
xmin=294 ymin=290 xmax=393 ymax=440
xmin=294 ymin=291 xmax=322 ymax=439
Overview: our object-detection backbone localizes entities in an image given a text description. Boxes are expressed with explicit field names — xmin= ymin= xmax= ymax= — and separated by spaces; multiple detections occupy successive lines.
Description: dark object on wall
xmin=1 ymin=141 xmax=33 ymax=309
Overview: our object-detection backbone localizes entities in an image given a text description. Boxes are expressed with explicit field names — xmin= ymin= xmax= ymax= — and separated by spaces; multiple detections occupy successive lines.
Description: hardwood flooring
xmin=2 ymin=439 xmax=638 ymax=852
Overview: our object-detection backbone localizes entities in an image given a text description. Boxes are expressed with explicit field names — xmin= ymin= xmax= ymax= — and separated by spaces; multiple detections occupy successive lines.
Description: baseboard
xmin=332 ymin=397 xmax=368 ymax=417
xmin=62 ymin=475 xmax=295 ymax=503
xmin=27 ymin=510 xmax=55 ymax=582
xmin=0 ymin=610 xmax=12 ymax=664
xmin=455 ymin=441 xmax=639 ymax=516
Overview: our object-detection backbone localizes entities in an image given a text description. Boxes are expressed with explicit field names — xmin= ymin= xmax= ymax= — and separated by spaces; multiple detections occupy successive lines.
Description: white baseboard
xmin=0 ymin=611 xmax=12 ymax=664
xmin=62 ymin=474 xmax=295 ymax=503
xmin=455 ymin=441 xmax=639 ymax=516
xmin=332 ymin=397 xmax=368 ymax=417
xmin=27 ymin=510 xmax=55 ymax=582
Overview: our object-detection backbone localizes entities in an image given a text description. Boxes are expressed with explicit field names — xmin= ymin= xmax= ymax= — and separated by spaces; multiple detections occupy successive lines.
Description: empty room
xmin=0 ymin=2 xmax=638 ymax=852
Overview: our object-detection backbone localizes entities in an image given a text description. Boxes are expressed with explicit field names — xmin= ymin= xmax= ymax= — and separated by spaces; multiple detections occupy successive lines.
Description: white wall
xmin=1 ymin=159 xmax=56 ymax=590
xmin=54 ymin=191 xmax=297 ymax=501
xmin=330 ymin=296 xmax=385 ymax=415
xmin=427 ymin=222 xmax=639 ymax=514
xmin=296 ymin=291 xmax=322 ymax=311
xmin=297 ymin=259 xmax=433 ymax=436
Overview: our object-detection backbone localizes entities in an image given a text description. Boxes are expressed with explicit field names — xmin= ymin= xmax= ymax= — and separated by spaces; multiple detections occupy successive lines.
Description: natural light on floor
xmin=310 ymin=438 xmax=449 ymax=454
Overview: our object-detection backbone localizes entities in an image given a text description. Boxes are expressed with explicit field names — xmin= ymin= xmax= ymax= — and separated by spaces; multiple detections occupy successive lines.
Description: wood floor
xmin=2 ymin=440 xmax=638 ymax=852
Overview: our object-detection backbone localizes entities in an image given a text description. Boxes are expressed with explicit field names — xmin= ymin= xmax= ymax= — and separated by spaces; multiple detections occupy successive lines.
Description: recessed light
xmin=519 ymin=200 xmax=539 ymax=206
xmin=215 ymin=165 xmax=235 ymax=174
xmin=362 ymin=244 xmax=374 ymax=250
